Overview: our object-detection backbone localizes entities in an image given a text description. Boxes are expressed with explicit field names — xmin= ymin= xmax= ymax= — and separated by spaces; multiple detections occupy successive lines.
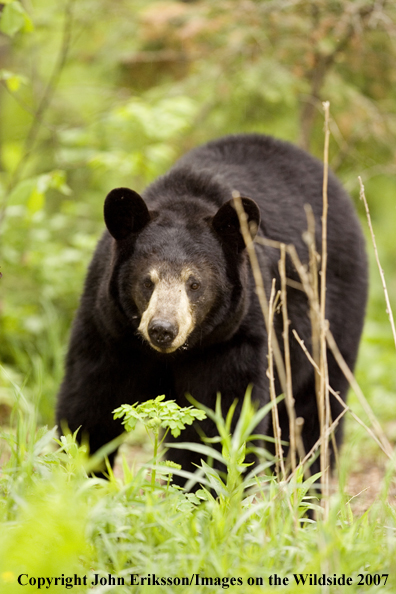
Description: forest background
xmin=1 ymin=0 xmax=396 ymax=504
xmin=2 ymin=1 xmax=396 ymax=591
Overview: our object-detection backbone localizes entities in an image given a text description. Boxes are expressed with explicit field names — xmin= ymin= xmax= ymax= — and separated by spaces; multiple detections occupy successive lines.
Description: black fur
xmin=56 ymin=134 xmax=368 ymax=479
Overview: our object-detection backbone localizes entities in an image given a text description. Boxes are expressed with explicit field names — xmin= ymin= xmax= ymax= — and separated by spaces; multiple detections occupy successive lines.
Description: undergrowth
xmin=1 ymin=382 xmax=396 ymax=593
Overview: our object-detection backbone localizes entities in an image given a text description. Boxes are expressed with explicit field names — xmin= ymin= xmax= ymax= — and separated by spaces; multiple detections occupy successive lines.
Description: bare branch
xmin=359 ymin=176 xmax=396 ymax=349
xmin=232 ymin=191 xmax=287 ymax=395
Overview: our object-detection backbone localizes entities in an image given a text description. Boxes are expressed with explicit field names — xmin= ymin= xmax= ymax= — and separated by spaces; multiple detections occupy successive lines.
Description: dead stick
xmin=232 ymin=191 xmax=287 ymax=394
xmin=279 ymin=243 xmax=297 ymax=471
xmin=358 ymin=176 xmax=396 ymax=349
xmin=268 ymin=279 xmax=285 ymax=477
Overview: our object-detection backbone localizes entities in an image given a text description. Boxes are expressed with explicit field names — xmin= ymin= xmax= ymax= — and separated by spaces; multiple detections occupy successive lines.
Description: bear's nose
xmin=148 ymin=319 xmax=179 ymax=348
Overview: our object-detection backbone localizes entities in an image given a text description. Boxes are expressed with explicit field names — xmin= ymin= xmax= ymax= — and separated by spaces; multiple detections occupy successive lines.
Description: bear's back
xmin=173 ymin=133 xmax=368 ymax=357
xmin=173 ymin=134 xmax=364 ymax=260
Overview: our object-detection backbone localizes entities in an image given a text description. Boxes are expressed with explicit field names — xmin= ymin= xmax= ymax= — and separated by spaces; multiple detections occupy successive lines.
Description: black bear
xmin=56 ymin=134 xmax=367 ymax=481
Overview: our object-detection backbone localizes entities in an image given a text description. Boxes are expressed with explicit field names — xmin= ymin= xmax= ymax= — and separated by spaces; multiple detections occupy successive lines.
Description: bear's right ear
xmin=212 ymin=197 xmax=260 ymax=252
xmin=104 ymin=188 xmax=150 ymax=240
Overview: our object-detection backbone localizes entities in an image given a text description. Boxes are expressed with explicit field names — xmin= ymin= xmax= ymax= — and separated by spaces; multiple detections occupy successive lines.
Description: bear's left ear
xmin=104 ymin=188 xmax=151 ymax=240
xmin=212 ymin=197 xmax=260 ymax=251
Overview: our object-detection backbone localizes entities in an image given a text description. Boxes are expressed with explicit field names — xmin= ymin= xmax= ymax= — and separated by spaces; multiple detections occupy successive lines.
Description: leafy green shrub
xmin=1 ymin=386 xmax=396 ymax=593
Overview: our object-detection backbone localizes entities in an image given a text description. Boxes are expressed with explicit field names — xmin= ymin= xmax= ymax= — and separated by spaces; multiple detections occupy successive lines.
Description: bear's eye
xmin=143 ymin=278 xmax=154 ymax=289
xmin=189 ymin=280 xmax=200 ymax=291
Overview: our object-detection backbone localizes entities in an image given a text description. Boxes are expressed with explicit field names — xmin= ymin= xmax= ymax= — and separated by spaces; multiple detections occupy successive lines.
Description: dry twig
xmin=232 ymin=191 xmax=287 ymax=395
xmin=319 ymin=100 xmax=331 ymax=514
xmin=279 ymin=243 xmax=297 ymax=472
xmin=359 ymin=176 xmax=396 ymax=350
xmin=268 ymin=279 xmax=285 ymax=477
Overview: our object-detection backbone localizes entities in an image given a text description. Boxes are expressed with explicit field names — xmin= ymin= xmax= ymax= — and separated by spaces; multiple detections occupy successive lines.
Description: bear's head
xmin=103 ymin=186 xmax=260 ymax=353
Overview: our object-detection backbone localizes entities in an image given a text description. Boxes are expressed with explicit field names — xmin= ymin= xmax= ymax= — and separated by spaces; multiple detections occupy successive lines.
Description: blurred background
xmin=0 ymin=0 xmax=395 ymax=475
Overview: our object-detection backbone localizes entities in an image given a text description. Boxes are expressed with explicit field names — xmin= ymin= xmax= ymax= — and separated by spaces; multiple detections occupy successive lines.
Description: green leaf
xmin=113 ymin=396 xmax=206 ymax=438
xmin=0 ymin=1 xmax=33 ymax=38
xmin=0 ymin=69 xmax=28 ymax=92
xmin=26 ymin=188 xmax=44 ymax=214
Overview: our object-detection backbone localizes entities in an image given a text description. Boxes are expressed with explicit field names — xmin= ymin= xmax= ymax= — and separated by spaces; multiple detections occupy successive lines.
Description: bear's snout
xmin=137 ymin=272 xmax=195 ymax=352
xmin=148 ymin=319 xmax=179 ymax=349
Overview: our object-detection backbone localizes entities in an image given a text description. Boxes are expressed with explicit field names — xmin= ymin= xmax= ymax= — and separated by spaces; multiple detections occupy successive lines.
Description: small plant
xmin=113 ymin=395 xmax=206 ymax=488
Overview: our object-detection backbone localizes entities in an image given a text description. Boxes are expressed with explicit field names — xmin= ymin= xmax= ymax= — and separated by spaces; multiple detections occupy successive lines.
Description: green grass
xmin=1 ymin=381 xmax=396 ymax=594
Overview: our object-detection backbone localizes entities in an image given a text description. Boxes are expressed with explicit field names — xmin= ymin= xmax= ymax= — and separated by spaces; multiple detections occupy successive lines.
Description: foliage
xmin=114 ymin=394 xmax=207 ymax=439
xmin=114 ymin=395 xmax=207 ymax=488
xmin=1 ymin=390 xmax=396 ymax=593
xmin=0 ymin=0 xmax=396 ymax=587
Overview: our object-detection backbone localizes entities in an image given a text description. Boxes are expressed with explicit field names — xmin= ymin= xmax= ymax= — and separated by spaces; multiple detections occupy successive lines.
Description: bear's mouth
xmin=146 ymin=338 xmax=189 ymax=355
